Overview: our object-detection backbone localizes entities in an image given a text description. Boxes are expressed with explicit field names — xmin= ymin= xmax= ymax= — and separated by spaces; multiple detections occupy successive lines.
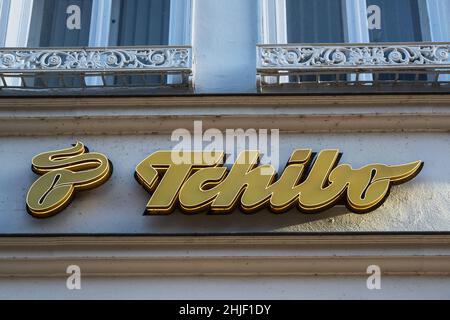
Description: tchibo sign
xmin=26 ymin=141 xmax=423 ymax=219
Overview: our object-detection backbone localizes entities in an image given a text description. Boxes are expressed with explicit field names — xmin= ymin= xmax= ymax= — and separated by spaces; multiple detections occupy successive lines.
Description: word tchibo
xmin=135 ymin=150 xmax=423 ymax=215
xmin=26 ymin=143 xmax=423 ymax=218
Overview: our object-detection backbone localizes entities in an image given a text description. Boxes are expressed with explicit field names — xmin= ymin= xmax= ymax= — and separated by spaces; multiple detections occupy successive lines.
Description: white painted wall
xmin=0 ymin=0 xmax=449 ymax=300
xmin=1 ymin=276 xmax=450 ymax=300
xmin=0 ymin=131 xmax=448 ymax=234
xmin=193 ymin=0 xmax=258 ymax=93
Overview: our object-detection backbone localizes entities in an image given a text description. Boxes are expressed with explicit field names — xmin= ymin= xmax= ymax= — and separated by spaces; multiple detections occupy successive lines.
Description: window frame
xmin=1 ymin=0 xmax=34 ymax=47
xmin=425 ymin=0 xmax=450 ymax=42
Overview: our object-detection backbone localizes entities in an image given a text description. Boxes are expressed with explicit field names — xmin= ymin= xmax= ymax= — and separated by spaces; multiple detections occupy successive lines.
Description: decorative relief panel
xmin=258 ymin=43 xmax=450 ymax=69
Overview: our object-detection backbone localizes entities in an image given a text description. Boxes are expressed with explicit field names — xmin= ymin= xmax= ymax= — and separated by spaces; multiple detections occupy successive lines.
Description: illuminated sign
xmin=26 ymin=143 xmax=423 ymax=218
xmin=135 ymin=150 xmax=423 ymax=215
xmin=26 ymin=142 xmax=112 ymax=218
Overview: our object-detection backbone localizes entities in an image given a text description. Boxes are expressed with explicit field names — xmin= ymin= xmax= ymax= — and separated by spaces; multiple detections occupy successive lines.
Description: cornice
xmin=0 ymin=94 xmax=450 ymax=108
xmin=0 ymin=94 xmax=449 ymax=136
xmin=1 ymin=235 xmax=450 ymax=277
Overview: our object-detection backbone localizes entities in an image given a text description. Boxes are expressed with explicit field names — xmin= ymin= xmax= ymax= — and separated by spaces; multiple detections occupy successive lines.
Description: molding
xmin=3 ymin=234 xmax=450 ymax=245
xmin=0 ymin=94 xmax=449 ymax=136
xmin=1 ymin=94 xmax=449 ymax=107
xmin=1 ymin=235 xmax=450 ymax=277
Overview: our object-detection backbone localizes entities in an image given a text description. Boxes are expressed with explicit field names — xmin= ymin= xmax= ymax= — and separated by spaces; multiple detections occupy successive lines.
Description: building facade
xmin=0 ymin=0 xmax=450 ymax=299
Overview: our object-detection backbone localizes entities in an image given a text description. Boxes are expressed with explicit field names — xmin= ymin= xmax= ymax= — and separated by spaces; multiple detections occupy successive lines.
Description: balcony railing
xmin=0 ymin=46 xmax=193 ymax=93
xmin=257 ymin=42 xmax=450 ymax=93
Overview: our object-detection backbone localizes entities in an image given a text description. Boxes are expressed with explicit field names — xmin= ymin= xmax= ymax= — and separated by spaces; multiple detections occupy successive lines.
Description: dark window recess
xmin=368 ymin=0 xmax=423 ymax=43
xmin=107 ymin=0 xmax=171 ymax=87
xmin=27 ymin=0 xmax=93 ymax=87
xmin=368 ymin=0 xmax=425 ymax=81
xmin=286 ymin=0 xmax=346 ymax=82
xmin=24 ymin=0 xmax=171 ymax=88
xmin=286 ymin=0 xmax=345 ymax=43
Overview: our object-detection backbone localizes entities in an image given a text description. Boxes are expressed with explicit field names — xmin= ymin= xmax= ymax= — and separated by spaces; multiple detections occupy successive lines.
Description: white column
xmin=194 ymin=0 xmax=258 ymax=93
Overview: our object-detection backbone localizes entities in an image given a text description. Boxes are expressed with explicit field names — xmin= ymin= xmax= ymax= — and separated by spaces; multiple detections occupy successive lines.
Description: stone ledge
xmin=0 ymin=235 xmax=449 ymax=277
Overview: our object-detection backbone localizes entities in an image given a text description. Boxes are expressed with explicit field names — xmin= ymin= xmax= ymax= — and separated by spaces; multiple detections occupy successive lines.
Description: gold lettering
xmin=26 ymin=142 xmax=112 ymax=218
xmin=137 ymin=150 xmax=423 ymax=215
xmin=135 ymin=151 xmax=224 ymax=215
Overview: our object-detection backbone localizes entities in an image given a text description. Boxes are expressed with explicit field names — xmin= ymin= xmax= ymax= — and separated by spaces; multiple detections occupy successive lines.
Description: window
xmin=258 ymin=0 xmax=450 ymax=90
xmin=286 ymin=0 xmax=345 ymax=44
xmin=367 ymin=0 xmax=425 ymax=80
xmin=0 ymin=0 xmax=193 ymax=89
xmin=285 ymin=0 xmax=346 ymax=82
xmin=0 ymin=0 xmax=191 ymax=48
xmin=108 ymin=0 xmax=172 ymax=85
xmin=27 ymin=0 xmax=93 ymax=87
xmin=368 ymin=0 xmax=423 ymax=42
xmin=27 ymin=0 xmax=175 ymax=47
xmin=28 ymin=0 xmax=93 ymax=47
xmin=259 ymin=0 xmax=450 ymax=44
xmin=111 ymin=0 xmax=170 ymax=46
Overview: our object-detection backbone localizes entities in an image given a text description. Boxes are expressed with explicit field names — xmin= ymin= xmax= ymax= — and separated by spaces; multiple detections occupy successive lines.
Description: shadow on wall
xmin=146 ymin=206 xmax=351 ymax=234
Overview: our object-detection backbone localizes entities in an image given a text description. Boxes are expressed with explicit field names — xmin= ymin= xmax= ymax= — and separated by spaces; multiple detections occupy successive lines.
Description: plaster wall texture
xmin=193 ymin=0 xmax=258 ymax=93
xmin=1 ymin=276 xmax=450 ymax=299
xmin=0 ymin=132 xmax=448 ymax=234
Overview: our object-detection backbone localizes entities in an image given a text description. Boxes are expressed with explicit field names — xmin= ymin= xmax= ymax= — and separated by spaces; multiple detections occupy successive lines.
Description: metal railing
xmin=257 ymin=42 xmax=450 ymax=93
xmin=0 ymin=46 xmax=193 ymax=91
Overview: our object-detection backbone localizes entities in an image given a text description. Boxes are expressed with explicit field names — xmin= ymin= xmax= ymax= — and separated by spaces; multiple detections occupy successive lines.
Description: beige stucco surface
xmin=0 ymin=132 xmax=448 ymax=234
